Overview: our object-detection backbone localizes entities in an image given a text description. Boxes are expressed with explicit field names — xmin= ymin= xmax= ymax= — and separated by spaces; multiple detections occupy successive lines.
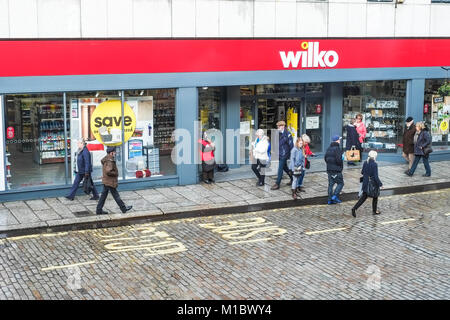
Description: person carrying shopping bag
xmin=351 ymin=150 xmax=383 ymax=217
xmin=251 ymin=129 xmax=269 ymax=186
xmin=289 ymin=137 xmax=305 ymax=200
xmin=345 ymin=118 xmax=362 ymax=166
xmin=66 ymin=139 xmax=99 ymax=201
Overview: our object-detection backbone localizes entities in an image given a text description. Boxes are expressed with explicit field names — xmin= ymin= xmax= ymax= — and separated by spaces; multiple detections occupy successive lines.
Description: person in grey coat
xmin=289 ymin=137 xmax=305 ymax=200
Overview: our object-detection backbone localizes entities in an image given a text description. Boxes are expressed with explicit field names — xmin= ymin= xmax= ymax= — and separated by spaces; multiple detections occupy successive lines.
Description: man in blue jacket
xmin=66 ymin=139 xmax=99 ymax=201
xmin=324 ymin=135 xmax=344 ymax=204
xmin=271 ymin=121 xmax=294 ymax=190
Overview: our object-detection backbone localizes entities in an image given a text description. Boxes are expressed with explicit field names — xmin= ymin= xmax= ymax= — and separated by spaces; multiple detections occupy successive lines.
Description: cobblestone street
xmin=0 ymin=187 xmax=449 ymax=300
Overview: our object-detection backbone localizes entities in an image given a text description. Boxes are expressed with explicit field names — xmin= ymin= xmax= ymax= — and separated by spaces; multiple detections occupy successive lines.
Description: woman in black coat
xmin=345 ymin=118 xmax=362 ymax=166
xmin=351 ymin=150 xmax=383 ymax=217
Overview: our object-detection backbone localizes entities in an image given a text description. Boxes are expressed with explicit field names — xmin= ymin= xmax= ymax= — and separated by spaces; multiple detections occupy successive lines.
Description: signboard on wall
xmin=306 ymin=116 xmax=320 ymax=130
xmin=0 ymin=39 xmax=448 ymax=77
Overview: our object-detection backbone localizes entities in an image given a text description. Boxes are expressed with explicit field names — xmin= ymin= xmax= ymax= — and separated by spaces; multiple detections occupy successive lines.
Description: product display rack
xmin=20 ymin=102 xmax=33 ymax=153
xmin=32 ymin=104 xmax=71 ymax=164
xmin=153 ymin=90 xmax=175 ymax=156
xmin=6 ymin=146 xmax=12 ymax=189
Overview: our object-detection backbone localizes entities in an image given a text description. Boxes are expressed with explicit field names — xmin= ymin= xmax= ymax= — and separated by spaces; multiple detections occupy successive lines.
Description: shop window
xmin=4 ymin=93 xmax=67 ymax=189
xmin=67 ymin=91 xmax=123 ymax=183
xmin=342 ymin=81 xmax=406 ymax=153
xmin=199 ymin=87 xmax=223 ymax=162
xmin=124 ymin=89 xmax=176 ymax=179
xmin=424 ymin=79 xmax=450 ymax=150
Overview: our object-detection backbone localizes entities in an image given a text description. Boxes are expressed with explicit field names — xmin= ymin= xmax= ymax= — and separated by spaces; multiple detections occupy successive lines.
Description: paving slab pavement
xmin=0 ymin=159 xmax=449 ymax=234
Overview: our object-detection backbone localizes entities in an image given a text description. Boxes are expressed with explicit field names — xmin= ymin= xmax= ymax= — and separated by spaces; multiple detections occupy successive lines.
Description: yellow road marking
xmin=445 ymin=213 xmax=450 ymax=216
xmin=380 ymin=218 xmax=416 ymax=225
xmin=229 ymin=238 xmax=272 ymax=245
xmin=41 ymin=260 xmax=96 ymax=272
xmin=305 ymin=227 xmax=348 ymax=235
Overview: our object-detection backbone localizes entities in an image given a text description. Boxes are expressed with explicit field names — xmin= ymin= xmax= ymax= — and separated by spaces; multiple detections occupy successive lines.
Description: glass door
xmin=301 ymin=97 xmax=324 ymax=153
xmin=240 ymin=99 xmax=255 ymax=164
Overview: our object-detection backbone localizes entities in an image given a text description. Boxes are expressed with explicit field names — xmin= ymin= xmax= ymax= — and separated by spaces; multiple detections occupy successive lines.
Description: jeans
xmin=409 ymin=155 xmax=431 ymax=176
xmin=353 ymin=192 xmax=378 ymax=212
xmin=96 ymin=185 xmax=126 ymax=213
xmin=251 ymin=159 xmax=266 ymax=183
xmin=291 ymin=173 xmax=304 ymax=190
xmin=67 ymin=173 xmax=98 ymax=199
xmin=327 ymin=172 xmax=344 ymax=201
xmin=276 ymin=157 xmax=291 ymax=185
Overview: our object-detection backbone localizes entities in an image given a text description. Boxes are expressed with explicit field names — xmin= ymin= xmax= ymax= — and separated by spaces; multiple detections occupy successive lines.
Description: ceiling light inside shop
xmin=95 ymin=92 xmax=100 ymax=97
xmin=140 ymin=90 xmax=144 ymax=96
xmin=202 ymin=87 xmax=208 ymax=90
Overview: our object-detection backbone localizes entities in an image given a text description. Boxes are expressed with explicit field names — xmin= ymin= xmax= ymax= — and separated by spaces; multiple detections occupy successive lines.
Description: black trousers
xmin=202 ymin=170 xmax=214 ymax=181
xmin=353 ymin=192 xmax=378 ymax=212
xmin=251 ymin=159 xmax=266 ymax=183
xmin=96 ymin=185 xmax=126 ymax=213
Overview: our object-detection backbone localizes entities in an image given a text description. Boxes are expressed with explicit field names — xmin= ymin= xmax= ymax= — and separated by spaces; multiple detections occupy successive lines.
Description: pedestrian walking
xmin=66 ymin=139 xmax=99 ymax=201
xmin=251 ymin=129 xmax=269 ymax=186
xmin=296 ymin=133 xmax=314 ymax=193
xmin=351 ymin=150 xmax=383 ymax=217
xmin=402 ymin=116 xmax=416 ymax=173
xmin=324 ymin=135 xmax=344 ymax=205
xmin=198 ymin=132 xmax=216 ymax=184
xmin=345 ymin=118 xmax=362 ymax=166
xmin=405 ymin=121 xmax=432 ymax=177
xmin=271 ymin=121 xmax=294 ymax=190
xmin=355 ymin=114 xmax=367 ymax=145
xmin=96 ymin=146 xmax=132 ymax=215
xmin=289 ymin=137 xmax=305 ymax=200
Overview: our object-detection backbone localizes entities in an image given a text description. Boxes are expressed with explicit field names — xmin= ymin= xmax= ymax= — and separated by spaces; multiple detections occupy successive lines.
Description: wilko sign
xmin=0 ymin=39 xmax=448 ymax=77
xmin=280 ymin=42 xmax=339 ymax=69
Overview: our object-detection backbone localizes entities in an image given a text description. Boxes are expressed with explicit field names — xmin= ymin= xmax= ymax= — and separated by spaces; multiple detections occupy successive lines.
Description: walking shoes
xmin=121 ymin=205 xmax=133 ymax=213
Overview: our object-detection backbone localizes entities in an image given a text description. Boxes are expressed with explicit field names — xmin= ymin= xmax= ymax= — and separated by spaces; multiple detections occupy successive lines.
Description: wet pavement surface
xmin=0 ymin=188 xmax=449 ymax=300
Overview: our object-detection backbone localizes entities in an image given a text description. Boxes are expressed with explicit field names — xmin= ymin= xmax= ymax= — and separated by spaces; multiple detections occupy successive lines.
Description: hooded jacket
xmin=101 ymin=153 xmax=119 ymax=188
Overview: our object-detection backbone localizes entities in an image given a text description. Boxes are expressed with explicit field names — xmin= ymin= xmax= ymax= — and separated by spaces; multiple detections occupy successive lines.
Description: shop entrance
xmin=240 ymin=84 xmax=325 ymax=163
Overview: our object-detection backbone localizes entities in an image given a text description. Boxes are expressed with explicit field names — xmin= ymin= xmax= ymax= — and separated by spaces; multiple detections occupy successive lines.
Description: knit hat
xmin=406 ymin=116 xmax=413 ymax=123
xmin=106 ymin=146 xmax=116 ymax=154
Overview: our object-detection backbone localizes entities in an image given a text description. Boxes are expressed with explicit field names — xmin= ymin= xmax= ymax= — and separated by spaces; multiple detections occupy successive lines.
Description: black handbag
xmin=305 ymin=158 xmax=310 ymax=169
xmin=423 ymin=144 xmax=433 ymax=156
xmin=367 ymin=177 xmax=380 ymax=198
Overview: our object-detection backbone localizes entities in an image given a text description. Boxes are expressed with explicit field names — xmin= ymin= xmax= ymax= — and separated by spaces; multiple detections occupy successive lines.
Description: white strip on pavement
xmin=380 ymin=218 xmax=416 ymax=225
xmin=41 ymin=260 xmax=96 ymax=272
xmin=305 ymin=227 xmax=348 ymax=235
xmin=229 ymin=238 xmax=272 ymax=245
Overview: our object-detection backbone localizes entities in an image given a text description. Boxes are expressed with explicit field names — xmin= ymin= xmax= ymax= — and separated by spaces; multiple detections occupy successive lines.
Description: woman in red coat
xmin=296 ymin=134 xmax=315 ymax=192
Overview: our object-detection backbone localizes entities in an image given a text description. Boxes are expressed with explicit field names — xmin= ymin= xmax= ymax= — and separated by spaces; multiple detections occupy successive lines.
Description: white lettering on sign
xmin=280 ymin=42 xmax=339 ymax=69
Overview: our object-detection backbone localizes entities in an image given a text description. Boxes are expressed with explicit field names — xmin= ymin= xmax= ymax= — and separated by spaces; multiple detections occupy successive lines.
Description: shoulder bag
xmin=366 ymin=177 xmax=380 ymax=198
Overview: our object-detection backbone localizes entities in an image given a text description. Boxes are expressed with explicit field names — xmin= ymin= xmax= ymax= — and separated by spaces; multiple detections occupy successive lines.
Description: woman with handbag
xmin=345 ymin=119 xmax=362 ymax=166
xmin=405 ymin=122 xmax=432 ymax=177
xmin=351 ymin=150 xmax=383 ymax=217
xmin=289 ymin=137 xmax=305 ymax=200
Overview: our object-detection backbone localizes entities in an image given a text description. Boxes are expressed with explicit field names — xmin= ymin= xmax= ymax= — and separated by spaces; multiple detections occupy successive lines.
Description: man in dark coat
xmin=271 ymin=120 xmax=294 ymax=190
xmin=65 ymin=139 xmax=99 ymax=201
xmin=402 ymin=116 xmax=415 ymax=173
xmin=96 ymin=146 xmax=132 ymax=215
xmin=324 ymin=135 xmax=344 ymax=205
xmin=345 ymin=118 xmax=362 ymax=166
